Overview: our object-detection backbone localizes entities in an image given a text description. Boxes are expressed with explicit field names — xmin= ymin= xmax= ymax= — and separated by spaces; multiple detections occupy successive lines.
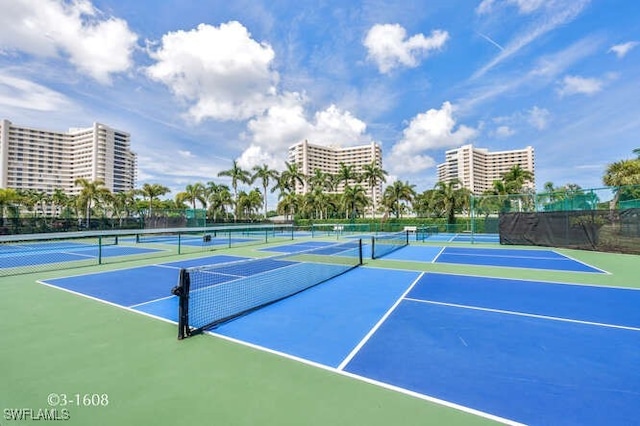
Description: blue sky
xmin=1 ymin=0 xmax=639 ymax=200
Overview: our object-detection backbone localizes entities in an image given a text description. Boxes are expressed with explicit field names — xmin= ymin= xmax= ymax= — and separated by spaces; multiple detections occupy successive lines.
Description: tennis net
xmin=371 ymin=231 xmax=409 ymax=259
xmin=173 ymin=239 xmax=363 ymax=339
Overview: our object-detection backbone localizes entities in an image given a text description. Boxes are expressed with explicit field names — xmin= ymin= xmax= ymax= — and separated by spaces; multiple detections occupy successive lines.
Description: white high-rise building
xmin=287 ymin=140 xmax=383 ymax=200
xmin=437 ymin=144 xmax=535 ymax=194
xmin=0 ymin=119 xmax=137 ymax=196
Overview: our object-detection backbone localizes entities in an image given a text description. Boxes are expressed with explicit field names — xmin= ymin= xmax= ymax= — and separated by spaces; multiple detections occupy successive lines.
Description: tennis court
xmin=124 ymin=233 xmax=261 ymax=247
xmin=377 ymin=244 xmax=605 ymax=273
xmin=0 ymin=240 xmax=162 ymax=268
xmin=34 ymin=238 xmax=640 ymax=425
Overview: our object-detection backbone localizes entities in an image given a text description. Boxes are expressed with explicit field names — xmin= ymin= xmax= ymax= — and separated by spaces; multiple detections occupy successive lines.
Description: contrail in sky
xmin=476 ymin=31 xmax=504 ymax=51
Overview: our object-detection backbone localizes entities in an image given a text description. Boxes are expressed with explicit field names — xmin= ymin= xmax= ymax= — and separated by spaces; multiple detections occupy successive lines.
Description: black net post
xmin=172 ymin=268 xmax=191 ymax=340
xmin=370 ymin=235 xmax=375 ymax=259
xmin=98 ymin=236 xmax=103 ymax=265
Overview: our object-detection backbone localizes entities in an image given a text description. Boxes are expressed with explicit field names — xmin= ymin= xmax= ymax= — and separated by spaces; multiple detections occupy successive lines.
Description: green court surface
xmin=1 ymin=240 xmax=638 ymax=425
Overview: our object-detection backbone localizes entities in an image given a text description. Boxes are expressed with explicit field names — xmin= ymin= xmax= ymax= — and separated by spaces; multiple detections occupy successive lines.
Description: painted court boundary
xmin=36 ymin=265 xmax=524 ymax=426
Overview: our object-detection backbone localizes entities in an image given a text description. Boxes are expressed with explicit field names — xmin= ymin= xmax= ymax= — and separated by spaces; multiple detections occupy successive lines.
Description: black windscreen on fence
xmin=499 ymin=209 xmax=640 ymax=255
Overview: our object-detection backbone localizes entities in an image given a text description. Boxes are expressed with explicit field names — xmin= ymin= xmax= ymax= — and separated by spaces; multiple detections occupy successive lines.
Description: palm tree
xmin=341 ymin=184 xmax=370 ymax=219
xmin=383 ymin=181 xmax=416 ymax=219
xmin=305 ymin=186 xmax=330 ymax=219
xmin=218 ymin=160 xmax=252 ymax=221
xmin=278 ymin=162 xmax=306 ymax=194
xmin=433 ymin=180 xmax=471 ymax=225
xmin=205 ymin=182 xmax=232 ymax=222
xmin=237 ymin=188 xmax=263 ymax=220
xmin=251 ymin=164 xmax=279 ymax=219
xmin=112 ymin=190 xmax=137 ymax=227
xmin=0 ymin=188 xmax=19 ymax=228
xmin=335 ymin=162 xmax=360 ymax=192
xmin=176 ymin=183 xmax=207 ymax=211
xmin=51 ymin=188 xmax=68 ymax=218
xmin=97 ymin=190 xmax=115 ymax=224
xmin=138 ymin=183 xmax=171 ymax=226
xmin=634 ymin=147 xmax=640 ymax=158
xmin=488 ymin=179 xmax=512 ymax=212
xmin=29 ymin=190 xmax=48 ymax=218
xmin=361 ymin=161 xmax=388 ymax=218
xmin=502 ymin=164 xmax=534 ymax=194
xmin=308 ymin=168 xmax=334 ymax=192
xmin=277 ymin=192 xmax=300 ymax=221
xmin=413 ymin=189 xmax=440 ymax=218
xmin=603 ymin=158 xmax=640 ymax=209
xmin=74 ymin=178 xmax=111 ymax=228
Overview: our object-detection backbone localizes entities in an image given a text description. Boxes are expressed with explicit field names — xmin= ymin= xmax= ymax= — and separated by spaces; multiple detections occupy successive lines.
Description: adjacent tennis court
xmin=0 ymin=240 xmax=162 ymax=268
xmin=35 ymin=240 xmax=639 ymax=425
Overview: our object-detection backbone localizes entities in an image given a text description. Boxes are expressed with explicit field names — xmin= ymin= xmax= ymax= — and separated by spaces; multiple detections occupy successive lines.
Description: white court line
xmin=419 ymin=270 xmax=640 ymax=292
xmin=59 ymin=251 xmax=97 ymax=259
xmin=37 ymin=279 xmax=178 ymax=326
xmin=442 ymin=249 xmax=569 ymax=261
xmin=551 ymin=249 xmax=611 ymax=274
xmin=128 ymin=294 xmax=177 ymax=309
xmin=432 ymin=246 xmax=447 ymax=263
xmin=404 ymin=298 xmax=640 ymax=332
xmin=337 ymin=272 xmax=425 ymax=371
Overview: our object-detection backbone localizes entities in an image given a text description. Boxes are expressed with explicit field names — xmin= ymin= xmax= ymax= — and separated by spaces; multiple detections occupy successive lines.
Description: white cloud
xmin=558 ymin=75 xmax=603 ymax=96
xmin=476 ymin=0 xmax=497 ymax=14
xmin=609 ymin=41 xmax=639 ymax=59
xmin=245 ymin=91 xmax=311 ymax=151
xmin=237 ymin=145 xmax=280 ymax=171
xmin=527 ymin=106 xmax=550 ymax=130
xmin=495 ymin=125 xmax=515 ymax=137
xmin=486 ymin=106 xmax=550 ymax=136
xmin=0 ymin=0 xmax=138 ymax=83
xmin=388 ymin=102 xmax=477 ymax=175
xmin=0 ymin=72 xmax=71 ymax=111
xmin=364 ymin=24 xmax=449 ymax=74
xmin=477 ymin=0 xmax=548 ymax=15
xmin=146 ymin=21 xmax=278 ymax=122
xmin=309 ymin=105 xmax=369 ymax=145
xmin=240 ymin=97 xmax=374 ymax=170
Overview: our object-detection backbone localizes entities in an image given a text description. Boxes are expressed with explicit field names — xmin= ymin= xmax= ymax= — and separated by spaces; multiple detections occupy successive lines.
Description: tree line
xmin=1 ymin=149 xmax=638 ymax=233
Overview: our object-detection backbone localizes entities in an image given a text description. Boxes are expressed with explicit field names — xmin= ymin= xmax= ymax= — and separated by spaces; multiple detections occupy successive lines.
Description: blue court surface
xmin=434 ymin=246 xmax=605 ymax=273
xmin=422 ymin=233 xmax=500 ymax=243
xmin=259 ymin=240 xmax=339 ymax=253
xmin=0 ymin=243 xmax=162 ymax=268
xmin=127 ymin=235 xmax=259 ymax=247
xmin=373 ymin=244 xmax=605 ymax=273
xmin=39 ymin=255 xmax=640 ymax=425
xmin=261 ymin=240 xmax=374 ymax=259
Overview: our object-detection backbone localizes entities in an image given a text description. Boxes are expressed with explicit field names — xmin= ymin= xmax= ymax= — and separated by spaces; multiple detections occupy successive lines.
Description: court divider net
xmin=172 ymin=239 xmax=363 ymax=339
xmin=371 ymin=231 xmax=409 ymax=259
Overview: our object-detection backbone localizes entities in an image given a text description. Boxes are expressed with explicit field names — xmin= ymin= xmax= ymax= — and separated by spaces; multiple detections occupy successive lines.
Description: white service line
xmin=404 ymin=298 xmax=640 ymax=332
xmin=337 ymin=271 xmax=425 ymax=371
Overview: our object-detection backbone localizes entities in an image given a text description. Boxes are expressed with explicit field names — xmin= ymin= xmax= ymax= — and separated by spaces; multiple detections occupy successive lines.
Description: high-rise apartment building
xmin=0 ymin=119 xmax=136 ymax=195
xmin=437 ymin=144 xmax=535 ymax=194
xmin=287 ymin=140 xmax=383 ymax=200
